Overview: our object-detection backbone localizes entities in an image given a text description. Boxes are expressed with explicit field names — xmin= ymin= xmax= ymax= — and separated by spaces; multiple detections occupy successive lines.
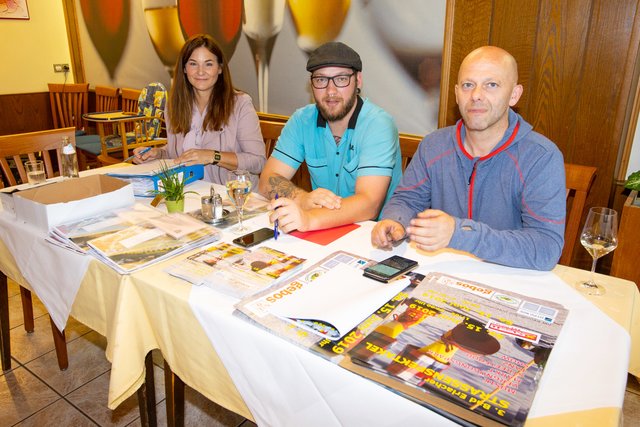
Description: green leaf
xmin=625 ymin=170 xmax=640 ymax=191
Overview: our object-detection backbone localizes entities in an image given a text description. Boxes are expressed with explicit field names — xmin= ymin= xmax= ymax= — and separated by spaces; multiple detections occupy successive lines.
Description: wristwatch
xmin=212 ymin=150 xmax=221 ymax=165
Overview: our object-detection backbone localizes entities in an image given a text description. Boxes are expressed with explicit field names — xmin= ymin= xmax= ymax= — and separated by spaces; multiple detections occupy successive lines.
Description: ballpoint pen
xmin=123 ymin=146 xmax=152 ymax=162
xmin=274 ymin=193 xmax=279 ymax=240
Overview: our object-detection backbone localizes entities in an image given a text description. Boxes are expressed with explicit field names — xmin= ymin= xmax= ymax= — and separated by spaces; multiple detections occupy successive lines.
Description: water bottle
xmin=61 ymin=136 xmax=79 ymax=178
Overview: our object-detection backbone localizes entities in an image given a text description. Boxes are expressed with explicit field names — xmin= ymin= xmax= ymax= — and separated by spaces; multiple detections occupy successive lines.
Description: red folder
xmin=290 ymin=223 xmax=360 ymax=246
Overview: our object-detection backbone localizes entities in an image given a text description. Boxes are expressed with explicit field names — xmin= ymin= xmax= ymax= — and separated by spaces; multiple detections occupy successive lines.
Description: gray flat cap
xmin=306 ymin=42 xmax=362 ymax=72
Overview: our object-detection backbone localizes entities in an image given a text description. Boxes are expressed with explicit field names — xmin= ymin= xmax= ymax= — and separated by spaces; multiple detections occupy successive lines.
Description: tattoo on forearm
xmin=267 ymin=176 xmax=300 ymax=199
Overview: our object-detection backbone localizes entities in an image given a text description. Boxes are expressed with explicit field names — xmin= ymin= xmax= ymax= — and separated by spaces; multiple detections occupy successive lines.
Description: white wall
xmin=0 ymin=0 xmax=73 ymax=94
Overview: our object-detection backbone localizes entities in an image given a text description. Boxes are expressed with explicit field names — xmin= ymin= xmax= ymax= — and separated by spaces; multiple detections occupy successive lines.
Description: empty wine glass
xmin=242 ymin=0 xmax=285 ymax=112
xmin=226 ymin=170 xmax=252 ymax=234
xmin=576 ymin=207 xmax=618 ymax=296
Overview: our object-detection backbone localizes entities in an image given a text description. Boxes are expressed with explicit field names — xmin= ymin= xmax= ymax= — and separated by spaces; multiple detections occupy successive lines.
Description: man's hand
xmin=298 ymin=188 xmax=341 ymax=210
xmin=268 ymin=196 xmax=311 ymax=233
xmin=371 ymin=219 xmax=407 ymax=249
xmin=406 ymin=209 xmax=455 ymax=251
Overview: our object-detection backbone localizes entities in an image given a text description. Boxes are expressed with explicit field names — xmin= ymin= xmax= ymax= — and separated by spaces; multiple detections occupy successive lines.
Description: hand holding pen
xmin=125 ymin=146 xmax=152 ymax=163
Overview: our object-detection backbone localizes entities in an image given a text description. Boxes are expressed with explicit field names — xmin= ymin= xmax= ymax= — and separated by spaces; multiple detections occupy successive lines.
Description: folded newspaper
xmin=165 ymin=242 xmax=306 ymax=298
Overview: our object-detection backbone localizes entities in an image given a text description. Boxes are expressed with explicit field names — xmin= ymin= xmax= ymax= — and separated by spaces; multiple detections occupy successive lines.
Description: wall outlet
xmin=53 ymin=64 xmax=70 ymax=73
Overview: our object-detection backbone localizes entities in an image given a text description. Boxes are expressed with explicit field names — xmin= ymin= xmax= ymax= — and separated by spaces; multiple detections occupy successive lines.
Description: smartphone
xmin=232 ymin=227 xmax=275 ymax=248
xmin=363 ymin=255 xmax=418 ymax=283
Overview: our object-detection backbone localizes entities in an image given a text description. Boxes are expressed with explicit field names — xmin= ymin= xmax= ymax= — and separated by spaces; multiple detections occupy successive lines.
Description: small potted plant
xmin=624 ymin=170 xmax=640 ymax=206
xmin=151 ymin=161 xmax=197 ymax=213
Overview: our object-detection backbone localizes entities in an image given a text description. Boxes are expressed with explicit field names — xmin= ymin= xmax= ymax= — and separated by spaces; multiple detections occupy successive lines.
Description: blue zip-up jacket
xmin=381 ymin=109 xmax=566 ymax=271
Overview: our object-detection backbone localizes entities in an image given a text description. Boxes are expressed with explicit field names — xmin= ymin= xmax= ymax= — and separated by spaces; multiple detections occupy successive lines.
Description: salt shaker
xmin=213 ymin=193 xmax=223 ymax=219
xmin=201 ymin=196 xmax=214 ymax=221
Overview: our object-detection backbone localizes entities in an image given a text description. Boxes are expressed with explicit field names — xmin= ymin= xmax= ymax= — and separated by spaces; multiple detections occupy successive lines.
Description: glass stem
xmin=237 ymin=207 xmax=244 ymax=229
xmin=589 ymin=257 xmax=598 ymax=285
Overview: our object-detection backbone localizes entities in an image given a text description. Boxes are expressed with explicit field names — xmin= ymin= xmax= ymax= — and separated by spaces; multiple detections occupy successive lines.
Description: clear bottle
xmin=61 ymin=136 xmax=79 ymax=178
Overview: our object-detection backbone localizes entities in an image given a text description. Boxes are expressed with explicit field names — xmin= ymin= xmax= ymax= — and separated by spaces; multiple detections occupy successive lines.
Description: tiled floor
xmin=2 ymin=279 xmax=639 ymax=427
xmin=1 ymin=280 xmax=257 ymax=426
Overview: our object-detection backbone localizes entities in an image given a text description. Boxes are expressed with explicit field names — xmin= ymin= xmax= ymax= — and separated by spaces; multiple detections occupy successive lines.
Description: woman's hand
xmin=132 ymin=147 xmax=162 ymax=164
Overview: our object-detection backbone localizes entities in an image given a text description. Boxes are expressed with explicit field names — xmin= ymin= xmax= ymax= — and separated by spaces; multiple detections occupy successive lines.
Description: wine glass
xmin=242 ymin=0 xmax=286 ymax=113
xmin=142 ymin=0 xmax=186 ymax=78
xmin=287 ymin=0 xmax=351 ymax=54
xmin=576 ymin=207 xmax=618 ymax=296
xmin=226 ymin=170 xmax=252 ymax=234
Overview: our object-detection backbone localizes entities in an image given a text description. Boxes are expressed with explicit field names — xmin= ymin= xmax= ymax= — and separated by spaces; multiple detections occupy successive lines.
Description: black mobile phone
xmin=363 ymin=255 xmax=418 ymax=283
xmin=232 ymin=227 xmax=275 ymax=248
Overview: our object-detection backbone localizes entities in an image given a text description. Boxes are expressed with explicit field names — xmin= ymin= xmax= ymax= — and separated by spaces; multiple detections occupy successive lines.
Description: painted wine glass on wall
xmin=79 ymin=0 xmax=130 ymax=78
xmin=287 ymin=0 xmax=351 ymax=54
xmin=242 ymin=0 xmax=285 ymax=113
xmin=178 ymin=0 xmax=243 ymax=61
xmin=576 ymin=207 xmax=618 ymax=296
xmin=142 ymin=0 xmax=186 ymax=78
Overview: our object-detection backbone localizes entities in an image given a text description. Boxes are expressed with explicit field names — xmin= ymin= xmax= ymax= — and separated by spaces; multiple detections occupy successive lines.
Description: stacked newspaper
xmin=165 ymin=242 xmax=306 ymax=298
xmin=48 ymin=203 xmax=221 ymax=274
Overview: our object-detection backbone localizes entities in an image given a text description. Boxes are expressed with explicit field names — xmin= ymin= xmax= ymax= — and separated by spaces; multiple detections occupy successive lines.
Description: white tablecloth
xmin=189 ymin=219 xmax=630 ymax=426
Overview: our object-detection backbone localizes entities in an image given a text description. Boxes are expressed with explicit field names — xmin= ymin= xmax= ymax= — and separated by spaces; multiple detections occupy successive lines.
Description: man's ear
xmin=509 ymin=84 xmax=524 ymax=106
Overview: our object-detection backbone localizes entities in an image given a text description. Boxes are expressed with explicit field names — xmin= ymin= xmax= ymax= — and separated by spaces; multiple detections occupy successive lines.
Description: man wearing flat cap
xmin=259 ymin=42 xmax=402 ymax=232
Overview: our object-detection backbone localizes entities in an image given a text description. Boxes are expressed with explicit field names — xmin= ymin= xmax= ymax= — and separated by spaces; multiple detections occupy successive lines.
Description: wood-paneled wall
xmin=440 ymin=0 xmax=640 ymax=269
xmin=0 ymin=93 xmax=52 ymax=135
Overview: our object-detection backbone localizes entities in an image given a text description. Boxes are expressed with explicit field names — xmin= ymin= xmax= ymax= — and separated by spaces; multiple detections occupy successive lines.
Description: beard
xmin=316 ymin=89 xmax=358 ymax=122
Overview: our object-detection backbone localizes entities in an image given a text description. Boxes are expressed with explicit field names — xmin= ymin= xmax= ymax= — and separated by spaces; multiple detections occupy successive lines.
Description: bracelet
xmin=211 ymin=150 xmax=221 ymax=165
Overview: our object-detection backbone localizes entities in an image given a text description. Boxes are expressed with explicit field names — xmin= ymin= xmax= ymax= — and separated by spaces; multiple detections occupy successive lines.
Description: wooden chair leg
xmin=19 ymin=287 xmax=34 ymax=333
xmin=0 ymin=271 xmax=11 ymax=371
xmin=49 ymin=317 xmax=68 ymax=370
xmin=137 ymin=351 xmax=157 ymax=427
xmin=164 ymin=360 xmax=185 ymax=427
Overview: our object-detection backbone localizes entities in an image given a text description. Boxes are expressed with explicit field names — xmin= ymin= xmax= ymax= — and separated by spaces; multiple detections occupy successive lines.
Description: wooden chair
xmin=94 ymin=85 xmax=119 ymax=135
xmin=48 ymin=82 xmax=104 ymax=170
xmin=98 ymin=83 xmax=167 ymax=166
xmin=121 ymin=87 xmax=142 ymax=132
xmin=48 ymin=83 xmax=89 ymax=132
xmin=399 ymin=133 xmax=422 ymax=171
xmin=260 ymin=118 xmax=312 ymax=192
xmin=560 ymin=163 xmax=597 ymax=265
xmin=0 ymin=127 xmax=76 ymax=370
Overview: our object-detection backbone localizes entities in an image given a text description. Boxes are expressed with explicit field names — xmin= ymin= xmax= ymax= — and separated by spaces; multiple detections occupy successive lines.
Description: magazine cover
xmin=165 ymin=242 xmax=306 ymax=298
xmin=342 ymin=272 xmax=568 ymax=427
xmin=234 ymin=251 xmax=424 ymax=362
xmin=87 ymin=215 xmax=221 ymax=274
xmin=48 ymin=203 xmax=161 ymax=253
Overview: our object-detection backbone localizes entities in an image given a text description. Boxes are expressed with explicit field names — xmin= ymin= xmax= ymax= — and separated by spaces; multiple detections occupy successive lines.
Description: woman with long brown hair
xmin=134 ymin=34 xmax=266 ymax=187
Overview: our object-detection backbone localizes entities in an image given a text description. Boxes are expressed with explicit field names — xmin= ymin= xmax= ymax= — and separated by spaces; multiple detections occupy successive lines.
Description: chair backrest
xmin=399 ymin=133 xmax=422 ymax=171
xmin=0 ymin=127 xmax=76 ymax=188
xmin=137 ymin=82 xmax=167 ymax=140
xmin=95 ymin=85 xmax=119 ymax=135
xmin=261 ymin=120 xmax=285 ymax=157
xmin=259 ymin=117 xmax=312 ymax=192
xmin=48 ymin=83 xmax=89 ymax=131
xmin=120 ymin=88 xmax=142 ymax=132
xmin=560 ymin=163 xmax=597 ymax=265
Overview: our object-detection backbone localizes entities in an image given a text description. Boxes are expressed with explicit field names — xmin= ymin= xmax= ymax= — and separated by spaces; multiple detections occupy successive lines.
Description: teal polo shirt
xmin=271 ymin=97 xmax=402 ymax=213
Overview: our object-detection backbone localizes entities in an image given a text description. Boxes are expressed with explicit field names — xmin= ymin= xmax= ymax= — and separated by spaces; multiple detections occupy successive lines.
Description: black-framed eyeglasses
xmin=310 ymin=73 xmax=355 ymax=89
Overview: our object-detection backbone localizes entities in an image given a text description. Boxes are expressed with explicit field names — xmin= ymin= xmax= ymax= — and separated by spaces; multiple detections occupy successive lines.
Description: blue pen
xmin=124 ymin=146 xmax=151 ymax=162
xmin=274 ymin=193 xmax=279 ymax=240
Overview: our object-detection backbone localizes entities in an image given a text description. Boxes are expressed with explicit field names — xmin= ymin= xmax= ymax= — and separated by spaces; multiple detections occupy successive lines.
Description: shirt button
xmin=335 ymin=173 xmax=339 ymax=177
xmin=336 ymin=151 xmax=339 ymax=155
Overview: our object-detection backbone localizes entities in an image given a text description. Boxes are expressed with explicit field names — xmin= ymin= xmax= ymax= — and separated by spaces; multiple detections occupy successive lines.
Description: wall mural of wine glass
xmin=178 ymin=0 xmax=243 ymax=62
xmin=79 ymin=0 xmax=130 ymax=79
xmin=287 ymin=0 xmax=351 ymax=54
xmin=242 ymin=0 xmax=285 ymax=113
xmin=142 ymin=0 xmax=185 ymax=78
xmin=363 ymin=0 xmax=445 ymax=92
